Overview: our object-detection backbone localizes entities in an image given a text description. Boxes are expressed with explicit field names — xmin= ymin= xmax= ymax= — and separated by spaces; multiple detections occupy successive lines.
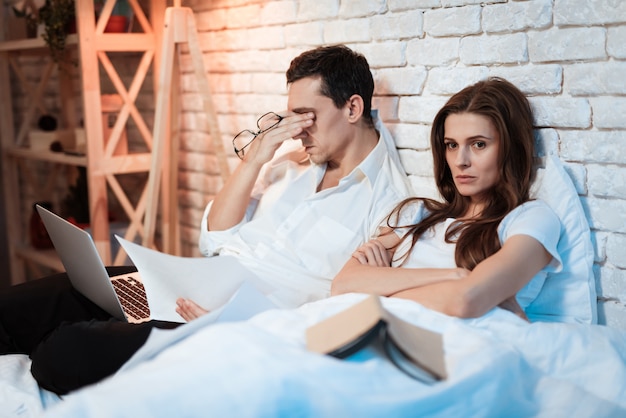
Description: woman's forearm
xmin=331 ymin=258 xmax=468 ymax=297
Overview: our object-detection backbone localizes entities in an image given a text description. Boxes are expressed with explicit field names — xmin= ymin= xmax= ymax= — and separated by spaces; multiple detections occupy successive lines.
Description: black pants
xmin=0 ymin=266 xmax=182 ymax=395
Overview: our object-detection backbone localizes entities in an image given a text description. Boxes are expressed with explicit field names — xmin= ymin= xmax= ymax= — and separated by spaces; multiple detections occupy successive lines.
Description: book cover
xmin=306 ymin=295 xmax=447 ymax=383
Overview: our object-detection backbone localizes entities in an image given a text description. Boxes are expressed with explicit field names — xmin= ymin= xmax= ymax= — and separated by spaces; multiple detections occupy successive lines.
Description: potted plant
xmin=37 ymin=0 xmax=76 ymax=63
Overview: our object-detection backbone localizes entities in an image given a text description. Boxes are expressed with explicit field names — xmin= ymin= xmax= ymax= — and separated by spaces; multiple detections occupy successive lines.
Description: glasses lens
xmin=233 ymin=130 xmax=256 ymax=158
xmin=257 ymin=112 xmax=282 ymax=132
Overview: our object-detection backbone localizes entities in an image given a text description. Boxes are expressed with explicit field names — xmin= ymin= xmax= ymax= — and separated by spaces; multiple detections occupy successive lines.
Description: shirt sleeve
xmin=498 ymin=200 xmax=563 ymax=309
xmin=197 ymin=198 xmax=260 ymax=256
xmin=498 ymin=200 xmax=562 ymax=272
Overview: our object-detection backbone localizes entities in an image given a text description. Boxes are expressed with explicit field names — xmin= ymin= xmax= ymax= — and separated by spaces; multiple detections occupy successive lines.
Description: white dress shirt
xmin=198 ymin=117 xmax=411 ymax=308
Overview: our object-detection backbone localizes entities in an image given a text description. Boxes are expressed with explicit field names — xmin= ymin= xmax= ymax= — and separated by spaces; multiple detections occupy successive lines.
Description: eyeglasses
xmin=232 ymin=112 xmax=284 ymax=159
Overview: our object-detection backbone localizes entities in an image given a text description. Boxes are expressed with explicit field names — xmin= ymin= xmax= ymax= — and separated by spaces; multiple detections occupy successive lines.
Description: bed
xmin=2 ymin=156 xmax=624 ymax=417
xmin=3 ymin=294 xmax=625 ymax=417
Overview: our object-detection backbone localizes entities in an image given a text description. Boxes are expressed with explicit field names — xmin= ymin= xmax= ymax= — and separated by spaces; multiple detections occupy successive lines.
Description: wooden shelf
xmin=0 ymin=34 xmax=78 ymax=53
xmin=6 ymin=147 xmax=87 ymax=166
xmin=1 ymin=1 xmax=166 ymax=285
xmin=15 ymin=245 xmax=64 ymax=272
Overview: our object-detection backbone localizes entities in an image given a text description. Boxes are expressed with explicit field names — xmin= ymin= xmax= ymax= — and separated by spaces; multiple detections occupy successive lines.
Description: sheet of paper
xmin=119 ymin=280 xmax=277 ymax=372
xmin=116 ymin=236 xmax=271 ymax=322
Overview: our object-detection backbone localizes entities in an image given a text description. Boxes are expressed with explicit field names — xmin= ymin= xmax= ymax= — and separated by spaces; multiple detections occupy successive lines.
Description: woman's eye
xmin=473 ymin=141 xmax=486 ymax=149
xmin=445 ymin=142 xmax=457 ymax=149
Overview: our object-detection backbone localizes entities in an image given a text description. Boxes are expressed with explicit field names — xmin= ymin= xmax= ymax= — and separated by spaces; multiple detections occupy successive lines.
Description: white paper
xmin=116 ymin=236 xmax=272 ymax=322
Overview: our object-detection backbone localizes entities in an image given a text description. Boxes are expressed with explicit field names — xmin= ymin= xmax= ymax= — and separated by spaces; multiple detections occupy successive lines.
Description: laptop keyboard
xmin=112 ymin=276 xmax=151 ymax=320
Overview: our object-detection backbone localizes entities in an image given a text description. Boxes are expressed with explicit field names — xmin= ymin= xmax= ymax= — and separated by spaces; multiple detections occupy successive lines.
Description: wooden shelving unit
xmin=0 ymin=1 xmax=166 ymax=284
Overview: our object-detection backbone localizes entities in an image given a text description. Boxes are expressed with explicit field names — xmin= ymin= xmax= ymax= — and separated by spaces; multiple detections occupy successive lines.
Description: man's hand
xmin=175 ymin=298 xmax=209 ymax=322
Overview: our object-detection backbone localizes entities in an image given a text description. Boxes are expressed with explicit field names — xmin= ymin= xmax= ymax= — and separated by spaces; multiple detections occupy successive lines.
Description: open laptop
xmin=36 ymin=204 xmax=150 ymax=324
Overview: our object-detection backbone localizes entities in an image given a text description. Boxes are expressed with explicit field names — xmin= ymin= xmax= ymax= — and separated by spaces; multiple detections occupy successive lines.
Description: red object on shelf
xmin=30 ymin=202 xmax=54 ymax=249
xmin=104 ymin=16 xmax=128 ymax=33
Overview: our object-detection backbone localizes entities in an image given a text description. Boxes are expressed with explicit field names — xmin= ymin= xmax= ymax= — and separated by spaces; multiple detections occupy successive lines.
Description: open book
xmin=306 ymin=295 xmax=447 ymax=384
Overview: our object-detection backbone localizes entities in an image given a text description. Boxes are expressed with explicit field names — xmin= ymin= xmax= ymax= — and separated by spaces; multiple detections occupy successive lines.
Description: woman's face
xmin=443 ymin=112 xmax=501 ymax=208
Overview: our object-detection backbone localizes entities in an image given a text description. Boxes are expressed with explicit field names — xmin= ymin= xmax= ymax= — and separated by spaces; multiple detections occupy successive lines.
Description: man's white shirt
xmin=198 ymin=118 xmax=412 ymax=308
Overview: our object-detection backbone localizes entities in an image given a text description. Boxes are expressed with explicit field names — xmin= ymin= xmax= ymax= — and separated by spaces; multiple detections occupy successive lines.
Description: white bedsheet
xmin=2 ymin=294 xmax=626 ymax=417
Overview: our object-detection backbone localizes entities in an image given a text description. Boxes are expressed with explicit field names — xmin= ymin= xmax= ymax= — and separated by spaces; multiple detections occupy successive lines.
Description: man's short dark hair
xmin=286 ymin=45 xmax=374 ymax=127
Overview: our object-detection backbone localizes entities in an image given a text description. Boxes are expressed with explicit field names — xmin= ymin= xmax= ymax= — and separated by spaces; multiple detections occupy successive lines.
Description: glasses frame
xmin=232 ymin=111 xmax=284 ymax=159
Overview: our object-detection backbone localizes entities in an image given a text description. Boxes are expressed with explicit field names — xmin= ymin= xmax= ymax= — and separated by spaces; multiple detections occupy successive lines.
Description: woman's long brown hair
xmin=389 ymin=77 xmax=536 ymax=270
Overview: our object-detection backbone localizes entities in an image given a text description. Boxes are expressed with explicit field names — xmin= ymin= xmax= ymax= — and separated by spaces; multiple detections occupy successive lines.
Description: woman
xmin=332 ymin=77 xmax=561 ymax=320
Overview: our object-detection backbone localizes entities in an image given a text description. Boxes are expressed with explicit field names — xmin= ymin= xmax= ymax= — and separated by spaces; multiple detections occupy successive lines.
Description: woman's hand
xmin=351 ymin=239 xmax=392 ymax=266
xmin=175 ymin=298 xmax=209 ymax=322
xmin=498 ymin=296 xmax=529 ymax=321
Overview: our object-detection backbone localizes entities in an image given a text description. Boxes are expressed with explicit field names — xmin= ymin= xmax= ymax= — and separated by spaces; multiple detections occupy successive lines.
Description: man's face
xmin=287 ymin=77 xmax=349 ymax=165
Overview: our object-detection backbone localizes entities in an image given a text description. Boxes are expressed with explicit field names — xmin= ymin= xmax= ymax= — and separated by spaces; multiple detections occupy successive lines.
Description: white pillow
xmin=526 ymin=155 xmax=597 ymax=324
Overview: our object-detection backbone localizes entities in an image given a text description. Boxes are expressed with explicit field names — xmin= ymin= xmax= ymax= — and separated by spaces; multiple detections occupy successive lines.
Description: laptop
xmin=36 ymin=204 xmax=150 ymax=324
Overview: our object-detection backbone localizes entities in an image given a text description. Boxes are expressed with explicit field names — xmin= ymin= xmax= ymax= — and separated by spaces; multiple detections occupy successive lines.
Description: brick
xmin=247 ymin=26 xmax=286 ymax=50
xmin=443 ymin=0 xmax=505 ymax=6
xmin=285 ymin=22 xmax=325 ymax=46
xmin=566 ymin=62 xmax=626 ymax=96
xmin=251 ymin=73 xmax=286 ymax=95
xmin=225 ymin=5 xmax=262 ymax=29
xmin=529 ymin=27 xmax=606 ymax=63
xmin=195 ymin=9 xmax=227 ymax=31
xmin=389 ymin=0 xmax=440 ymax=11
xmin=323 ymin=18 xmax=371 ymax=44
xmin=267 ymin=48 xmax=307 ymax=74
xmin=198 ymin=29 xmax=250 ymax=51
xmin=180 ymin=171 xmax=224 ymax=195
xmin=259 ymin=1 xmax=298 ymax=25
xmin=586 ymin=196 xmax=626 ymax=233
xmin=591 ymin=98 xmax=626 ymax=129
xmin=427 ymin=66 xmax=489 ymax=95
xmin=554 ymin=0 xmax=626 ymax=25
xmin=424 ymin=6 xmax=481 ymax=37
xmin=483 ymin=0 xmax=552 ymax=33
xmin=399 ymin=96 xmax=449 ymax=124
xmin=372 ymin=96 xmax=400 ymax=121
xmin=560 ymin=131 xmax=626 ymax=164
xmin=374 ymin=67 xmax=428 ymax=95
xmin=608 ymin=27 xmax=626 ymax=59
xmin=298 ymin=0 xmax=340 ymax=20
xmin=460 ymin=33 xmax=528 ymax=65
xmin=408 ymin=175 xmax=440 ymax=199
xmin=371 ymin=10 xmax=424 ymax=40
xmin=598 ymin=264 xmax=626 ymax=300
xmin=529 ymin=97 xmax=591 ymax=128
xmin=354 ymin=41 xmax=406 ymax=68
xmin=208 ymin=73 xmax=252 ymax=94
xmin=399 ymin=149 xmax=433 ymax=176
xmin=588 ymin=164 xmax=626 ymax=199
xmin=339 ymin=0 xmax=387 ymax=18
xmin=180 ymin=131 xmax=213 ymax=153
xmin=407 ymin=37 xmax=459 ymax=66
xmin=489 ymin=65 xmax=562 ymax=95
xmin=387 ymin=122 xmax=432 ymax=149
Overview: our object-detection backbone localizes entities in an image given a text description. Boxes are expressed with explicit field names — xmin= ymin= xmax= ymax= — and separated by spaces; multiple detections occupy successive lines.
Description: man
xmin=0 ymin=44 xmax=411 ymax=394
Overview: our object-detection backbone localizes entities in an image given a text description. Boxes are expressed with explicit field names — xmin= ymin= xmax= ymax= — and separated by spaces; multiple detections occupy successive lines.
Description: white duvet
xmin=2 ymin=293 xmax=626 ymax=417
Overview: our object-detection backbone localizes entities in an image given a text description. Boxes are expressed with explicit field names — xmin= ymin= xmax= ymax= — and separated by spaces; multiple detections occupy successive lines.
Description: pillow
xmin=526 ymin=155 xmax=597 ymax=324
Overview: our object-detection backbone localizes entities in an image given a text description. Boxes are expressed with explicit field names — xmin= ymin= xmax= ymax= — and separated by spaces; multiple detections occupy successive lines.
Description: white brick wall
xmin=180 ymin=0 xmax=626 ymax=329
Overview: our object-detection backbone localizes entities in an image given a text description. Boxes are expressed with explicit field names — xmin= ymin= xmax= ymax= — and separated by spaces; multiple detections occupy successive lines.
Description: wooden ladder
xmin=142 ymin=2 xmax=229 ymax=254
